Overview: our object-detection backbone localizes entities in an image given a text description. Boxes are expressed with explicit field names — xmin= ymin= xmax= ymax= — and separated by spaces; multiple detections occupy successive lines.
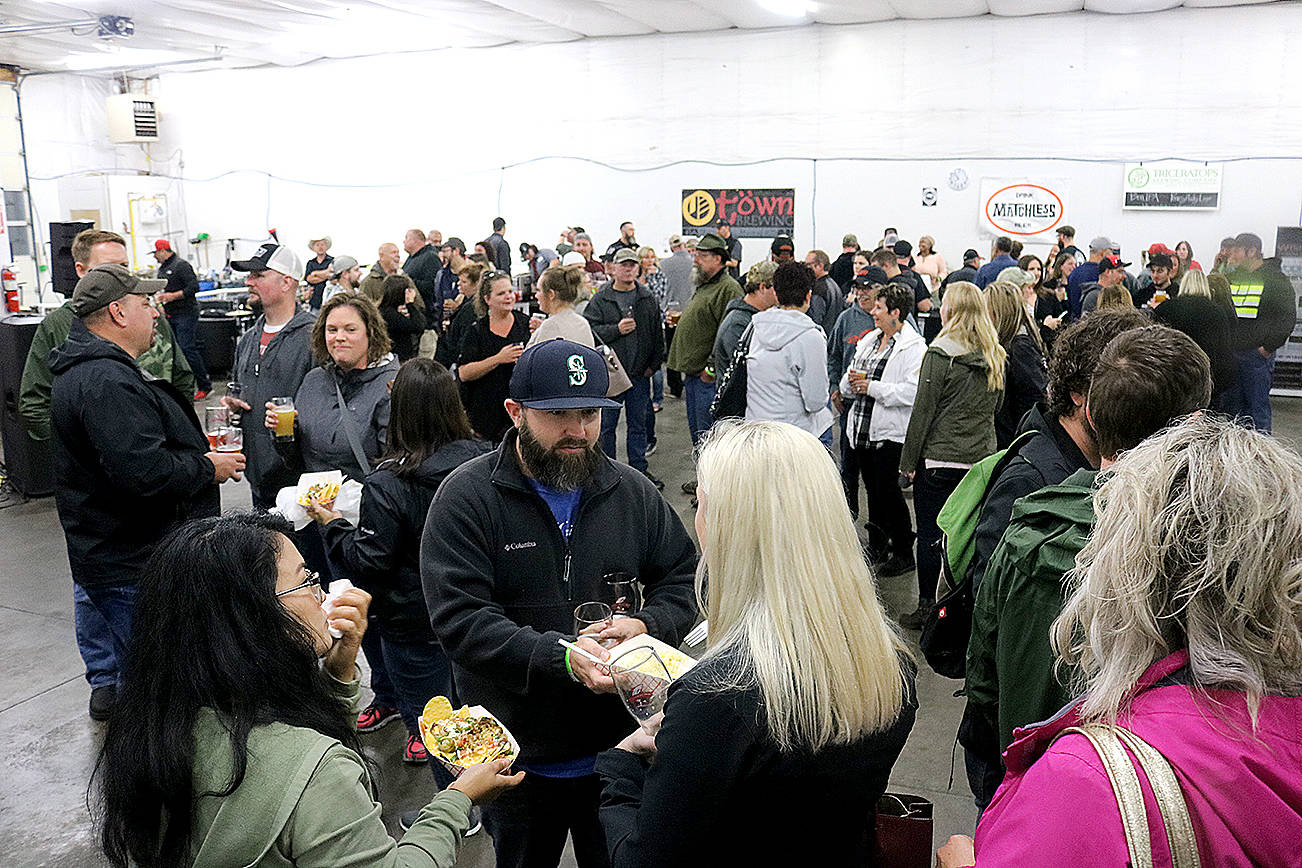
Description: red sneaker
xmin=356 ymin=703 xmax=401 ymax=732
xmin=404 ymin=732 xmax=429 ymax=764
xmin=193 ymin=390 xmax=209 ymax=400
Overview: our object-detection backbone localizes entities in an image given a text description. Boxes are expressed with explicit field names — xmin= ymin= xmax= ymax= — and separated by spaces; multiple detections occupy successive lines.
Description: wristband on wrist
xmin=564 ymin=647 xmax=580 ymax=682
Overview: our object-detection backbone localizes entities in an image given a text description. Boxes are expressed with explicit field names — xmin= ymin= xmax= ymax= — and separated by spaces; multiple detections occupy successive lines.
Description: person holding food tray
xmin=306 ymin=358 xmax=491 ymax=769
xmin=422 ymin=339 xmax=698 ymax=868
xmin=596 ymin=420 xmax=917 ymax=866
xmin=96 ymin=512 xmax=523 ymax=868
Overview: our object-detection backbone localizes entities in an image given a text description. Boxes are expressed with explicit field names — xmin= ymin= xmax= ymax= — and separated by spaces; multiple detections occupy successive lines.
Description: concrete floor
xmin=5 ymin=390 xmax=1301 ymax=867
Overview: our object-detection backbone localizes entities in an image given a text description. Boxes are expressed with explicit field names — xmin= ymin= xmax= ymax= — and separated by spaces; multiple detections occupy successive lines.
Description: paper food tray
xmin=295 ymin=470 xmax=343 ymax=507
xmin=418 ymin=697 xmax=519 ymax=776
xmin=607 ymin=634 xmax=697 ymax=681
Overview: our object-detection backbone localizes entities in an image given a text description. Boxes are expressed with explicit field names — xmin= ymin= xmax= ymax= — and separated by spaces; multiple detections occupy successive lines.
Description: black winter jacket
xmin=597 ymin=651 xmax=917 ymax=866
xmin=322 ymin=439 xmax=490 ymax=643
xmin=967 ymin=403 xmax=1092 ymax=592
xmin=995 ymin=333 xmax=1048 ymax=449
xmin=402 ymin=244 xmax=442 ymax=317
xmin=584 ymin=282 xmax=665 ymax=377
xmin=50 ymin=319 xmax=219 ymax=588
xmin=421 ymin=429 xmax=698 ymax=765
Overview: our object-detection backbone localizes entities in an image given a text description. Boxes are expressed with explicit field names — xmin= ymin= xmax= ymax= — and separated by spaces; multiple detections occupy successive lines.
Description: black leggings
xmin=852 ymin=440 xmax=913 ymax=560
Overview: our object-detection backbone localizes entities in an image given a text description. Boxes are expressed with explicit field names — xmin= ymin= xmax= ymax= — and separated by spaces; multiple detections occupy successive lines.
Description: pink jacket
xmin=974 ymin=651 xmax=1302 ymax=867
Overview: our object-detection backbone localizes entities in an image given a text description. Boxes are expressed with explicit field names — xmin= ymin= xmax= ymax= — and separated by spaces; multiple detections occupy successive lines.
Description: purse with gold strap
xmin=1053 ymin=724 xmax=1201 ymax=868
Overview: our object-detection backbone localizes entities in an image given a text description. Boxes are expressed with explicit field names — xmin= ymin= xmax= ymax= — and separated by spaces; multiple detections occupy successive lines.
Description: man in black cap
xmin=769 ymin=235 xmax=795 ymax=264
xmin=422 ymin=338 xmax=698 ymax=868
xmin=1133 ymin=252 xmax=1179 ymax=308
xmin=1223 ymin=231 xmax=1296 ymax=432
xmin=940 ymin=248 xmax=982 ymax=297
xmin=50 ymin=264 xmax=244 ymax=719
xmin=667 ymin=232 xmax=745 ymax=447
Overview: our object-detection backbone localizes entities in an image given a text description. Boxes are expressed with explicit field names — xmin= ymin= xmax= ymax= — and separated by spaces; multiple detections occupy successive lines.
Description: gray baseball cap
xmin=70 ymin=264 xmax=165 ymax=317
xmin=1089 ymin=236 xmax=1117 ymax=252
xmin=330 ymin=255 xmax=359 ymax=276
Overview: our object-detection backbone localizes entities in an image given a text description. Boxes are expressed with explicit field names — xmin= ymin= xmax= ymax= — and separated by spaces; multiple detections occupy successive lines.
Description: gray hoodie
xmin=744 ymin=307 xmax=834 ymax=437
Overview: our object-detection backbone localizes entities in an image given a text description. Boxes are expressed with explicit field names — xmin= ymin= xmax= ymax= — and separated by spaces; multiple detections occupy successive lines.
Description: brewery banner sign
xmin=681 ymin=188 xmax=795 ymax=238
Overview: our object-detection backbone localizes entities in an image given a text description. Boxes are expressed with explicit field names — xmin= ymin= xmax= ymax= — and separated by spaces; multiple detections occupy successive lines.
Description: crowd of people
xmin=15 ymin=213 xmax=1302 ymax=866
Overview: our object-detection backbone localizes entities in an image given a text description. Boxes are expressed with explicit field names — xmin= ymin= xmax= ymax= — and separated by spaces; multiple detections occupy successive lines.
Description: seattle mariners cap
xmin=509 ymin=339 xmax=621 ymax=410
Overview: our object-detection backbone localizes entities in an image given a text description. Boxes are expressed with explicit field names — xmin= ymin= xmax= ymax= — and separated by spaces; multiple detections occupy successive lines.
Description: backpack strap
xmin=1055 ymin=725 xmax=1201 ymax=868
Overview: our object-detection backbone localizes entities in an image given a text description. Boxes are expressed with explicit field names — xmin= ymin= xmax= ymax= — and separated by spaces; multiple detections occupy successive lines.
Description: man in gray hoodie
xmin=744 ymin=261 xmax=834 ymax=443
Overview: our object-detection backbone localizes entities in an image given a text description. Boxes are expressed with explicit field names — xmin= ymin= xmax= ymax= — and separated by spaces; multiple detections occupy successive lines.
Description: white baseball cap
xmin=231 ymin=242 xmax=303 ymax=277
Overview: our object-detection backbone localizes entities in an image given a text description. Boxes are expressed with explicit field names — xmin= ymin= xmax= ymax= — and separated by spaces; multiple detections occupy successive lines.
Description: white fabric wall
xmin=21 ymin=3 xmax=1302 ymax=275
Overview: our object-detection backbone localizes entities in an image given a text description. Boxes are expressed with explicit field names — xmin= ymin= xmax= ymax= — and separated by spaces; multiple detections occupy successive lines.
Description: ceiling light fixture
xmin=757 ymin=0 xmax=816 ymax=17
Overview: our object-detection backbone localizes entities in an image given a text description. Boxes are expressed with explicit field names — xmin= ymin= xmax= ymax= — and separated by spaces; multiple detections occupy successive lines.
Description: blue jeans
xmin=167 ymin=312 xmax=211 ymax=391
xmin=651 ymin=368 xmax=664 ymax=404
xmin=74 ymin=583 xmax=119 ymax=688
xmin=380 ymin=634 xmax=458 ymax=789
xmin=683 ymin=374 xmax=717 ymax=447
xmin=600 ymin=375 xmax=651 ymax=472
xmin=913 ymin=466 xmax=967 ymax=604
xmin=361 ymin=619 xmax=399 ymax=710
xmin=78 ymin=584 xmax=139 ymax=685
xmin=1224 ymin=348 xmax=1275 ymax=433
xmin=838 ymin=414 xmax=861 ymax=517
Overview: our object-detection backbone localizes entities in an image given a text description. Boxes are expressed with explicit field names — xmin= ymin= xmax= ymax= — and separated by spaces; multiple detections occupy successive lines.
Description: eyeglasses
xmin=275 ymin=569 xmax=324 ymax=602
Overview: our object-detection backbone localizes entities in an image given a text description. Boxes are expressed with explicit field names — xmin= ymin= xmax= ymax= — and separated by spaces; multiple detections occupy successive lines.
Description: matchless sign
xmin=1123 ymin=162 xmax=1222 ymax=210
xmin=979 ymin=180 xmax=1068 ymax=239
xmin=681 ymin=188 xmax=795 ymax=238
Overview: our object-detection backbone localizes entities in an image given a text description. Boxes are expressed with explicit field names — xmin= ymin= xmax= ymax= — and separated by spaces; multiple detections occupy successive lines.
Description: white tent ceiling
xmin=0 ymin=0 xmax=1288 ymax=74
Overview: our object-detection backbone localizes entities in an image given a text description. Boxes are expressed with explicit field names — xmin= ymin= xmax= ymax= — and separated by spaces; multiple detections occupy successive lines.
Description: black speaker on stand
xmin=0 ymin=314 xmax=54 ymax=497
xmin=49 ymin=221 xmax=94 ymax=298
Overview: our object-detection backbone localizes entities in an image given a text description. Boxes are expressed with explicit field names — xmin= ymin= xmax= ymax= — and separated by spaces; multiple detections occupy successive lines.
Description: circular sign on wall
xmin=681 ymin=190 xmax=716 ymax=227
xmin=984 ymin=183 xmax=1064 ymax=236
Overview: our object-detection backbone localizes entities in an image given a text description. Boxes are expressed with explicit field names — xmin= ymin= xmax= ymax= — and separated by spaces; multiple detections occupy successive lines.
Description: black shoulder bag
xmin=709 ymin=322 xmax=754 ymax=421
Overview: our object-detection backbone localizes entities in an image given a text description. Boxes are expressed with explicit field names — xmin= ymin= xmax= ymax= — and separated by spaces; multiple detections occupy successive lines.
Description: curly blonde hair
xmin=1052 ymin=415 xmax=1302 ymax=726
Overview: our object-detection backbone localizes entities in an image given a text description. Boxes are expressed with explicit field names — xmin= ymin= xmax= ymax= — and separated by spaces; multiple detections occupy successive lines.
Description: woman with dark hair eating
xmin=96 ymin=511 xmax=521 ymax=867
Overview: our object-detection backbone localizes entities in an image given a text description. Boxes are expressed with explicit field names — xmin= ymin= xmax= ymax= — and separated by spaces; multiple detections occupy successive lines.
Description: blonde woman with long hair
xmin=1152 ymin=267 xmax=1236 ymax=406
xmin=898 ymin=282 xmax=1005 ymax=628
xmin=940 ymin=416 xmax=1302 ymax=867
xmin=985 ymin=281 xmax=1047 ymax=448
xmin=598 ymin=420 xmax=916 ymax=866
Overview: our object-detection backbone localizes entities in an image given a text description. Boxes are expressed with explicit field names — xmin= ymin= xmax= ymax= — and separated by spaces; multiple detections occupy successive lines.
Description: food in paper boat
xmin=419 ymin=696 xmax=518 ymax=774
xmin=295 ymin=470 xmax=343 ymax=508
xmin=607 ymin=634 xmax=697 ymax=681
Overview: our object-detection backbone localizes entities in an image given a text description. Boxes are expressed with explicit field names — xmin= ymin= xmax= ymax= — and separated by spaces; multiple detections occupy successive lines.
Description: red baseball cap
xmin=1146 ymin=242 xmax=1174 ymax=257
xmin=154 ymin=239 xmax=172 ymax=251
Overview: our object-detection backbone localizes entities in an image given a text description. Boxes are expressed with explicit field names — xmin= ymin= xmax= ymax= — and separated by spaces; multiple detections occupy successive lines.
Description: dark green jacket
xmin=19 ymin=301 xmax=195 ymax=441
xmin=899 ymin=335 xmax=1003 ymax=473
xmin=666 ymin=268 xmax=743 ymax=376
xmin=965 ymin=469 xmax=1098 ymax=754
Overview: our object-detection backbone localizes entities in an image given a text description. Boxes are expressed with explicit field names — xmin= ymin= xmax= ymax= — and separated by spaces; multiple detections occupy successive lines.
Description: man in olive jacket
xmin=666 ymin=232 xmax=743 ymax=445
xmin=961 ymin=326 xmax=1211 ymax=812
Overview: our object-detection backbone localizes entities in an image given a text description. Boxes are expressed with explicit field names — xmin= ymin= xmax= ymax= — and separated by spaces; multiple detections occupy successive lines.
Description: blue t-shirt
xmin=528 ymin=478 xmax=582 ymax=539
xmin=525 ymin=477 xmax=592 ymax=777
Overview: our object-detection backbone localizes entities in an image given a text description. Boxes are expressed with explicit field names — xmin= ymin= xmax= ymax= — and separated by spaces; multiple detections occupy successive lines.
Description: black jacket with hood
xmin=50 ymin=318 xmax=219 ymax=588
xmin=421 ymin=428 xmax=698 ymax=765
xmin=322 ymin=438 xmax=491 ymax=643
xmin=967 ymin=402 xmax=1092 ymax=592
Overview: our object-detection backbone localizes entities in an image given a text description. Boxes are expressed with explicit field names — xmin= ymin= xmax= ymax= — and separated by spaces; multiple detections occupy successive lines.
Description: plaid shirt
xmin=846 ymin=332 xmax=897 ymax=449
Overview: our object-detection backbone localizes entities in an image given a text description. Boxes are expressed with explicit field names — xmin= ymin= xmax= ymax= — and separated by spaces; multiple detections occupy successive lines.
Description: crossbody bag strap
xmin=333 ymin=374 xmax=372 ymax=477
xmin=1111 ymin=728 xmax=1202 ymax=868
xmin=1056 ymin=725 xmax=1152 ymax=868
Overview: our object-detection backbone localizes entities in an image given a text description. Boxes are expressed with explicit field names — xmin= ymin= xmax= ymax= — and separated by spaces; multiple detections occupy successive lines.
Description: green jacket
xmin=899 ymin=335 xmax=1002 ymax=473
xmin=666 ymin=268 xmax=743 ymax=376
xmin=18 ymin=302 xmax=195 ymax=441
xmin=965 ymin=468 xmax=1098 ymax=753
xmin=190 ymin=675 xmax=470 ymax=868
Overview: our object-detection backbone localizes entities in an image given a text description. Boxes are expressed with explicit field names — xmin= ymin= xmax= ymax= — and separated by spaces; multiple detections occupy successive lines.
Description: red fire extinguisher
xmin=2 ymin=268 xmax=17 ymax=313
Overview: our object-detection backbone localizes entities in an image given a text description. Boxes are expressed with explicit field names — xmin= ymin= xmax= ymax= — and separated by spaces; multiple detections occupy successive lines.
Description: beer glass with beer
xmin=270 ymin=397 xmax=296 ymax=443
